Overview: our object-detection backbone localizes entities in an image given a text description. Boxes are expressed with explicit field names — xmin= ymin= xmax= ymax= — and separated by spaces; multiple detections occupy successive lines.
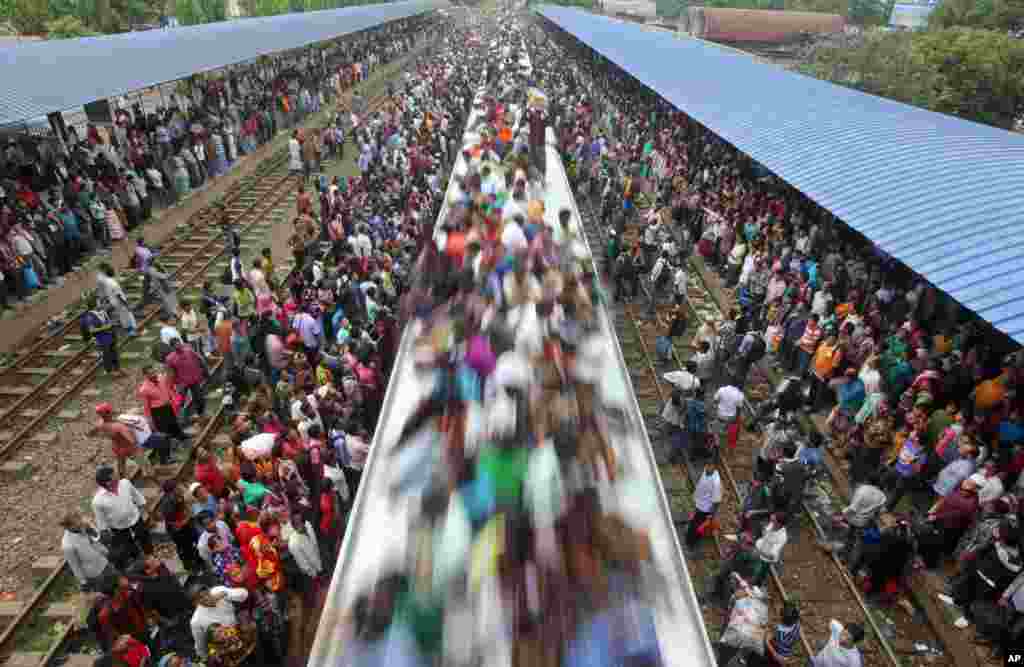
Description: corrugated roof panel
xmin=0 ymin=1 xmax=443 ymax=126
xmin=539 ymin=5 xmax=1024 ymax=343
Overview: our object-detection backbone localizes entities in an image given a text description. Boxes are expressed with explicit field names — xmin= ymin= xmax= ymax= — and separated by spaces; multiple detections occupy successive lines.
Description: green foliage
xmin=928 ymin=0 xmax=1024 ymax=30
xmin=800 ymin=27 xmax=1024 ymax=129
xmin=656 ymin=0 xmax=687 ymax=18
xmin=45 ymin=12 xmax=97 ymax=35
xmin=11 ymin=0 xmax=49 ymax=32
xmin=848 ymin=0 xmax=893 ymax=24
xmin=785 ymin=0 xmax=848 ymax=13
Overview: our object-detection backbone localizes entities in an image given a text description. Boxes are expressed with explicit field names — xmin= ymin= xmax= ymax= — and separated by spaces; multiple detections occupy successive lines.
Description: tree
xmin=928 ymin=0 xmax=1024 ymax=30
xmin=656 ymin=0 xmax=687 ymax=18
xmin=800 ymin=27 xmax=1024 ymax=129
xmin=45 ymin=13 xmax=98 ymax=36
xmin=11 ymin=0 xmax=49 ymax=33
xmin=847 ymin=0 xmax=893 ymax=24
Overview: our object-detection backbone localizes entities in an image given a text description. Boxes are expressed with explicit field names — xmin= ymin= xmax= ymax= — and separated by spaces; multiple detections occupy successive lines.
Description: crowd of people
xmin=538 ymin=15 xmax=1024 ymax=665
xmin=47 ymin=6 xmax=1024 ymax=667
xmin=0 ymin=13 xmax=434 ymax=313
xmin=60 ymin=12 xmax=462 ymax=667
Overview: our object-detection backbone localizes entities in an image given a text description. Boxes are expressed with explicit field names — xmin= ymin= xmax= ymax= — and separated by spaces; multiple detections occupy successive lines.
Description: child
xmin=764 ymin=601 xmax=801 ymax=665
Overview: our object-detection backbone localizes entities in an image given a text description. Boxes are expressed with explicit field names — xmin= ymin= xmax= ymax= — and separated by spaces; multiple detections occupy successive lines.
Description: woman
xmin=828 ymin=367 xmax=866 ymax=452
xmin=157 ymin=480 xmax=203 ymax=574
xmin=179 ymin=300 xmax=205 ymax=357
xmin=97 ymin=263 xmax=137 ymax=336
xmin=136 ymin=365 xmax=186 ymax=440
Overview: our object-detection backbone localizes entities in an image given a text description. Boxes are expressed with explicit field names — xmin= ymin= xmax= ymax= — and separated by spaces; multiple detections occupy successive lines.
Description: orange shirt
xmin=215 ymin=319 xmax=233 ymax=355
xmin=813 ymin=343 xmax=842 ymax=380
xmin=975 ymin=376 xmax=1007 ymax=412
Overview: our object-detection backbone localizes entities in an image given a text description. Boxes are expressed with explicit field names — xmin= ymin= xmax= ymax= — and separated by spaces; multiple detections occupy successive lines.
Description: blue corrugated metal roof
xmin=539 ymin=5 xmax=1024 ymax=344
xmin=0 ymin=1 xmax=443 ymax=126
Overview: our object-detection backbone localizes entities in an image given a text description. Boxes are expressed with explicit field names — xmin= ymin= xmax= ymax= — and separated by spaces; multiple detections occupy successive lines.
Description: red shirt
xmin=165 ymin=346 xmax=205 ymax=388
xmin=319 ymin=492 xmax=336 ymax=536
xmin=195 ymin=460 xmax=226 ymax=497
xmin=113 ymin=637 xmax=150 ymax=667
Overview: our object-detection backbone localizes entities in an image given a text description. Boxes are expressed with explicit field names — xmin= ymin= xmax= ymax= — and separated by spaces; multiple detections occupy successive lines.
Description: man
xmin=164 ymin=339 xmax=208 ymax=424
xmin=133 ymin=237 xmax=154 ymax=307
xmin=686 ymin=459 xmax=721 ymax=549
xmin=735 ymin=329 xmax=767 ymax=388
xmin=810 ymin=620 xmax=865 ymax=667
xmin=81 ymin=297 xmax=124 ymax=377
xmin=60 ymin=511 xmax=113 ymax=590
xmin=714 ymin=382 xmax=746 ymax=451
xmin=91 ymin=465 xmax=150 ymax=570
xmin=647 ymin=250 xmax=668 ymax=317
xmin=89 ymin=403 xmax=150 ymax=480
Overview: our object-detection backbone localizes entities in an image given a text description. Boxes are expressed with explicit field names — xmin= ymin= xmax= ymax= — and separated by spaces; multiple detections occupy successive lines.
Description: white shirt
xmin=694 ymin=470 xmax=722 ymax=513
xmin=287 ymin=522 xmax=323 ymax=577
xmin=160 ymin=325 xmax=183 ymax=345
xmin=500 ymin=220 xmax=528 ymax=252
xmin=858 ymin=368 xmax=881 ymax=395
xmin=62 ymin=530 xmax=110 ymax=583
xmin=842 ymin=484 xmax=887 ymax=528
xmin=664 ymin=370 xmax=699 ymax=393
xmin=92 ymin=479 xmax=145 ymax=532
xmin=812 ymin=620 xmax=862 ymax=667
xmin=349 ymin=233 xmax=372 ymax=258
xmin=673 ymin=267 xmax=687 ymax=296
xmin=715 ymin=385 xmax=745 ymax=420
xmin=191 ymin=586 xmax=249 ymax=659
xmin=755 ymin=522 xmax=788 ymax=564
xmin=970 ymin=473 xmax=1004 ymax=505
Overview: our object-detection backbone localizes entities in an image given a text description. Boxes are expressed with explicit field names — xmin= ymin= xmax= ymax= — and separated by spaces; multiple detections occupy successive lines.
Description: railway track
xmin=0 ymin=76 xmax=406 ymax=475
xmin=572 ymin=179 xmax=952 ymax=666
xmin=0 ymin=65 xmax=408 ymax=666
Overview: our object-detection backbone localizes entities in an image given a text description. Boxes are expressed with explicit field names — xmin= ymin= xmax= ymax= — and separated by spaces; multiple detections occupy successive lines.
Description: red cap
xmin=95 ymin=403 xmax=114 ymax=416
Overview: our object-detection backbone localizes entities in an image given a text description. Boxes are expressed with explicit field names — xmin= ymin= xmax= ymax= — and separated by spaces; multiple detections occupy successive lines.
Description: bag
xmin=220 ymin=264 xmax=233 ymax=286
xmin=22 ymin=264 xmax=40 ymax=290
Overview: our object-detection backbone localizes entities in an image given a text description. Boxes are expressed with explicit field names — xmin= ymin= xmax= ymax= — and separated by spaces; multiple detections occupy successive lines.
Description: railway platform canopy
xmin=538 ymin=5 xmax=1024 ymax=344
xmin=0 ymin=0 xmax=445 ymax=128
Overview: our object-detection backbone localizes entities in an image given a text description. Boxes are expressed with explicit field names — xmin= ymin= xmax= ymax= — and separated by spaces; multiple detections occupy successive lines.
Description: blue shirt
xmin=799 ymin=447 xmax=824 ymax=467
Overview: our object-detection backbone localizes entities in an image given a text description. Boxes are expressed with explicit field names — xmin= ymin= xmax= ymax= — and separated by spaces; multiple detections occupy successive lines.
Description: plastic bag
xmin=720 ymin=591 xmax=769 ymax=655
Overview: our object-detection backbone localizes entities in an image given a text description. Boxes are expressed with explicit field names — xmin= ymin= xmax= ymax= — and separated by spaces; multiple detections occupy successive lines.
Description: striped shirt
xmin=772 ymin=622 xmax=800 ymax=658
